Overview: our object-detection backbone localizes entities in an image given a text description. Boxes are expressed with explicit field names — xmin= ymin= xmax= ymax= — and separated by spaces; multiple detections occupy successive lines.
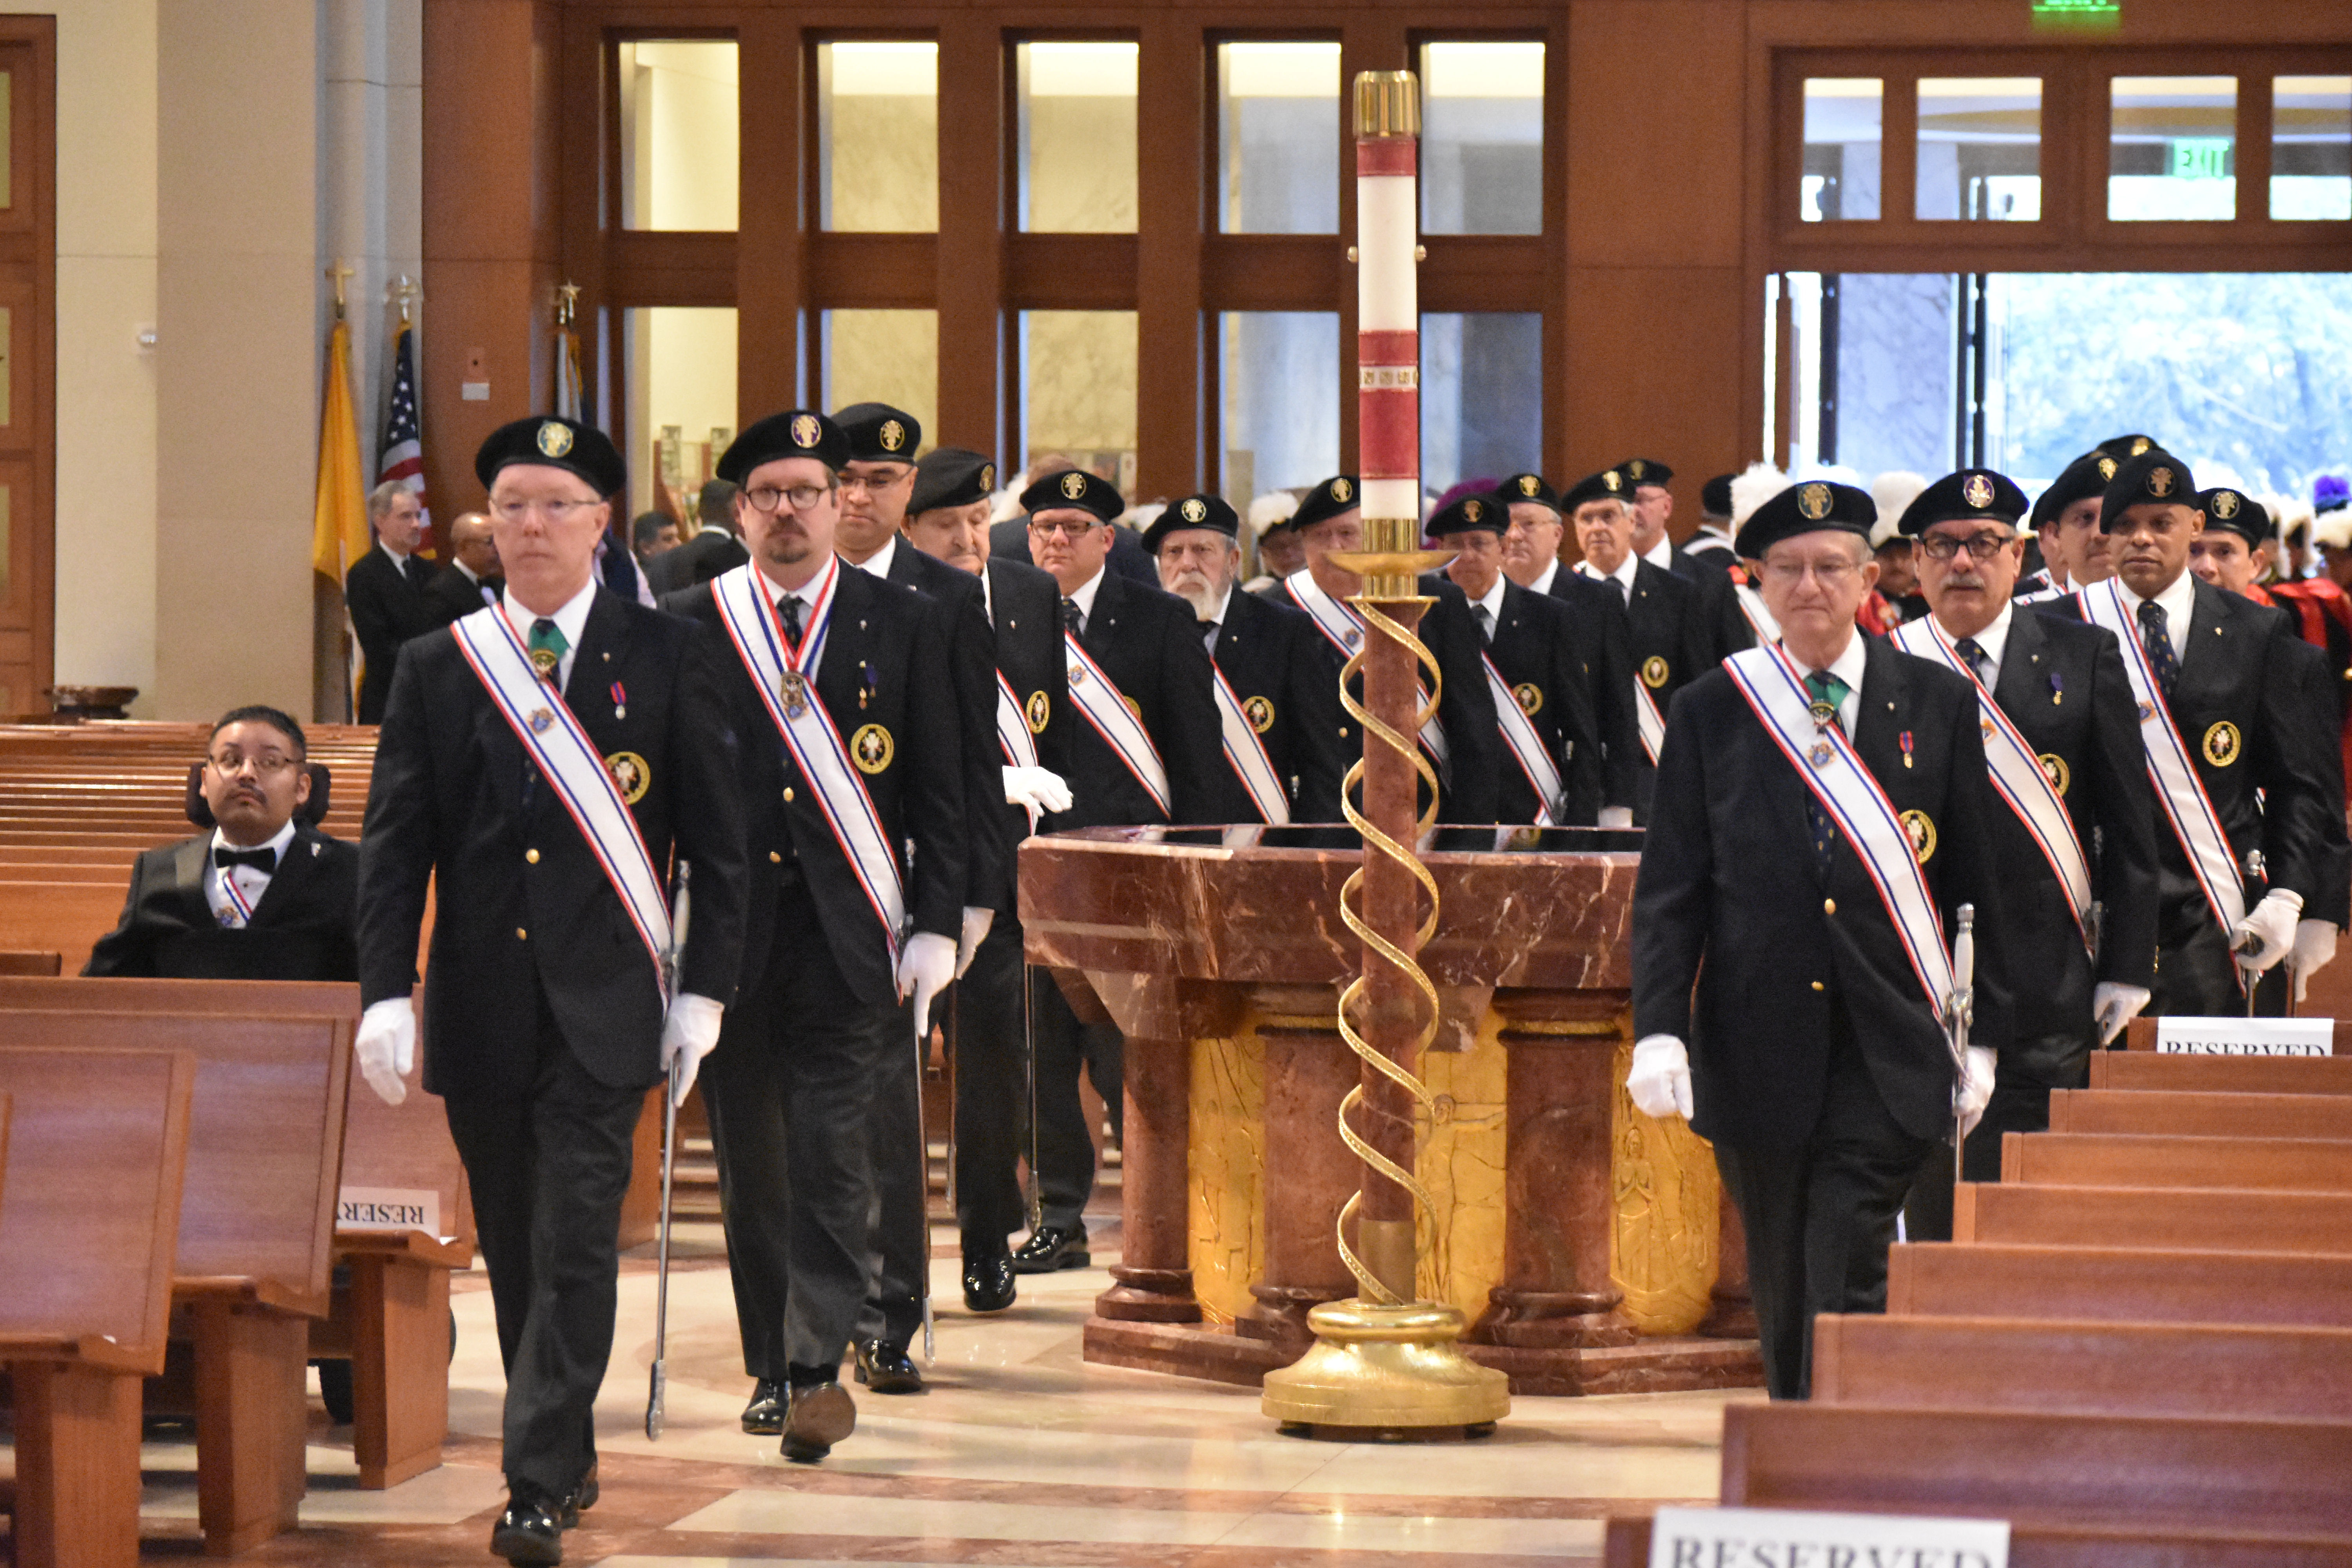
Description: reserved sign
xmin=337 ymin=1185 xmax=441 ymax=1236
xmin=2154 ymin=1016 xmax=2334 ymax=1056
xmin=1648 ymin=1506 xmax=2009 ymax=1568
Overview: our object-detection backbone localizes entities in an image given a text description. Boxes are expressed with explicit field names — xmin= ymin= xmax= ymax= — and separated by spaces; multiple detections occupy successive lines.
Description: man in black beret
xmin=987 ymin=457 xmax=1158 ymax=583
xmin=1617 ymin=455 xmax=1754 ymax=662
xmin=2023 ymin=450 xmax=2121 ymax=601
xmin=2189 ymin=486 xmax=2275 ymax=600
xmin=1568 ymin=467 xmax=1711 ymax=820
xmin=1629 ymin=477 xmax=2012 ymax=1399
xmin=1886 ymin=469 xmax=2159 ymax=1240
xmin=358 ymin=414 xmax=749 ymax=1560
xmin=2042 ymin=451 xmax=2334 ymax=1017
xmin=1495 ymin=472 xmax=1640 ymax=818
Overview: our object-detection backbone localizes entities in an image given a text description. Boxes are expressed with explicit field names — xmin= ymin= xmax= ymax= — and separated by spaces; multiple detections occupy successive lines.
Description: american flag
xmin=377 ymin=321 xmax=429 ymax=536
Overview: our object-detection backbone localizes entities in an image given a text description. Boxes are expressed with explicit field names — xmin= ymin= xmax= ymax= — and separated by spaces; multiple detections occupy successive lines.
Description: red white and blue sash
xmin=1283 ymin=570 xmax=1449 ymax=775
xmin=1212 ymin=667 xmax=1290 ymax=825
xmin=1482 ymin=652 xmax=1561 ymax=826
xmin=1733 ymin=579 xmax=1782 ymax=644
xmin=1065 ymin=631 xmax=1172 ymax=817
xmin=2014 ymin=581 xmax=2066 ymax=605
xmin=1893 ymin=616 xmax=2092 ymax=949
xmin=1578 ymin=563 xmax=1670 ymax=764
xmin=452 ymin=602 xmax=673 ymax=980
xmin=214 ymin=866 xmax=257 ymax=929
xmin=996 ymin=671 xmax=1043 ymax=831
xmin=1724 ymin=644 xmax=1956 ymax=1019
xmin=2079 ymin=578 xmax=2245 ymax=938
xmin=711 ymin=560 xmax=908 ymax=961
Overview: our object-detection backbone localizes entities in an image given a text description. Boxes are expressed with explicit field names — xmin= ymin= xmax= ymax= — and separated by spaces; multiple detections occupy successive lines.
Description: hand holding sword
xmin=647 ymin=864 xmax=695 ymax=1439
xmin=1945 ymin=904 xmax=1993 ymax=1185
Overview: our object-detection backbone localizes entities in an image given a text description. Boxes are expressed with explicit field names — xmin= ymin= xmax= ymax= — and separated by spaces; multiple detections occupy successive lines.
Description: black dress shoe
xmin=741 ymin=1378 xmax=784 ymax=1435
xmin=781 ymin=1381 xmax=857 ymax=1463
xmin=962 ymin=1252 xmax=1017 ymax=1312
xmin=854 ymin=1338 xmax=924 ymax=1394
xmin=557 ymin=1461 xmax=598 ymax=1528
xmin=490 ymin=1486 xmax=565 ymax=1565
xmin=1010 ymin=1224 xmax=1089 ymax=1274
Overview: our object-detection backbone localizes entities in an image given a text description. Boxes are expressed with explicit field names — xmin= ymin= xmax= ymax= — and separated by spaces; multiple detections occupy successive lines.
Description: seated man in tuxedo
xmin=83 ymin=704 xmax=358 ymax=980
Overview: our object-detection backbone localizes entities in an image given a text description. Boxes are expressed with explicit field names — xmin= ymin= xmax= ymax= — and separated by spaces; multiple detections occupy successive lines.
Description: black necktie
xmin=2137 ymin=601 xmax=2179 ymax=697
xmin=1953 ymin=636 xmax=1987 ymax=683
xmin=406 ymin=556 xmax=433 ymax=591
xmin=1474 ymin=604 xmax=1495 ymax=644
xmin=1062 ymin=597 xmax=1083 ymax=636
xmin=214 ymin=845 xmax=276 ymax=872
xmin=779 ymin=596 xmax=804 ymax=650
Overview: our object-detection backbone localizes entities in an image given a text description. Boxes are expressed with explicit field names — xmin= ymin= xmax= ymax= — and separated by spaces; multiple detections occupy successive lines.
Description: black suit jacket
xmin=989 ymin=515 xmax=1158 ymax=584
xmin=1633 ymin=637 xmax=2014 ymax=1147
xmin=879 ymin=542 xmax=1006 ymax=913
xmin=356 ymin=589 xmax=751 ymax=1099
xmin=345 ymin=545 xmax=439 ymax=722
xmin=1042 ymin=569 xmax=1225 ymax=830
xmin=1209 ymin=586 xmax=1350 ymax=824
xmin=670 ymin=566 xmax=967 ymax=1004
xmin=975 ymin=557 xmax=1074 ymax=909
xmin=1543 ymin=566 xmax=1641 ymax=814
xmin=1583 ymin=559 xmax=1710 ymax=819
xmin=1439 ymin=575 xmax=1608 ymax=826
xmin=2281 ymin=634 xmax=2352 ymax=929
xmin=423 ymin=562 xmax=500 ymax=628
xmin=85 ymin=823 xmax=359 ymax=980
xmin=1669 ymin=544 xmax=1757 ymax=663
xmin=644 ymin=527 xmax=749 ymax=597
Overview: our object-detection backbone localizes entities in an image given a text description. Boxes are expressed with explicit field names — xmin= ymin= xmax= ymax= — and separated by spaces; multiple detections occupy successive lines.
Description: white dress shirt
xmin=1948 ymin=600 xmax=2015 ymax=691
xmin=1063 ymin=565 xmax=1109 ymax=634
xmin=758 ymin=564 xmax=831 ymax=681
xmin=1641 ymin=537 xmax=1675 ymax=572
xmin=1527 ymin=559 xmax=1561 ymax=598
xmin=1789 ymin=628 xmax=1869 ymax=734
xmin=1466 ymin=575 xmax=1506 ymax=641
xmin=852 ymin=535 xmax=900 ymax=580
xmin=503 ymin=577 xmax=599 ymax=693
xmin=1201 ymin=584 xmax=1233 ymax=656
xmin=207 ymin=817 xmax=298 ymax=929
xmin=2125 ymin=565 xmax=2199 ymax=656
xmin=1579 ymin=553 xmax=1641 ymax=603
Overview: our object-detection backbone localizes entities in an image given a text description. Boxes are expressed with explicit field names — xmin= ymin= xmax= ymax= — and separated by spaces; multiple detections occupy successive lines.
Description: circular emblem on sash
xmin=1517 ymin=474 xmax=1541 ymax=497
xmin=2148 ymin=466 xmax=2177 ymax=499
xmin=2212 ymin=489 xmax=2241 ymax=521
xmin=1243 ymin=694 xmax=1275 ymax=733
xmin=1025 ymin=690 xmax=1051 ymax=733
xmin=2040 ymin=752 xmax=2070 ymax=796
xmin=1900 ymin=808 xmax=1937 ymax=864
xmin=1808 ymin=740 xmax=1835 ymax=768
xmin=1627 ymin=459 xmax=1648 ymax=481
xmin=878 ymin=418 xmax=907 ymax=453
xmin=1067 ymin=664 xmax=1086 ymax=687
xmin=851 ymin=724 xmax=894 ymax=775
xmin=1330 ymin=477 xmax=1354 ymax=504
xmin=1060 ymin=472 xmax=1088 ymax=501
xmin=1797 ymin=483 xmax=1833 ymax=521
xmin=1514 ymin=682 xmax=1543 ymax=716
xmin=2203 ymin=720 xmax=2241 ymax=767
xmin=2098 ymin=456 xmax=2119 ymax=481
xmin=790 ymin=413 xmax=823 ymax=450
xmin=1962 ymin=473 xmax=1994 ymax=510
xmin=528 ymin=707 xmax=555 ymax=733
xmin=604 ymin=751 xmax=650 ymax=804
xmin=1641 ymin=655 xmax=1671 ymax=689
xmin=1344 ymin=625 xmax=1363 ymax=649
xmin=1123 ymin=696 xmax=1142 ymax=720
xmin=535 ymin=421 xmax=573 ymax=458
xmin=979 ymin=462 xmax=996 ymax=491
xmin=1180 ymin=497 xmax=1208 ymax=524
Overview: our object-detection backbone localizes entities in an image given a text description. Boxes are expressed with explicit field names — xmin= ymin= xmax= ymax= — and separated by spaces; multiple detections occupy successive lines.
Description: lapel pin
xmin=2050 ymin=671 xmax=2063 ymax=705
xmin=1899 ymin=730 xmax=1915 ymax=768
xmin=611 ymin=681 xmax=627 ymax=720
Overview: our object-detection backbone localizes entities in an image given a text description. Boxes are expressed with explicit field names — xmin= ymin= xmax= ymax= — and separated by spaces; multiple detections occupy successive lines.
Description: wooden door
xmin=0 ymin=21 xmax=53 ymax=719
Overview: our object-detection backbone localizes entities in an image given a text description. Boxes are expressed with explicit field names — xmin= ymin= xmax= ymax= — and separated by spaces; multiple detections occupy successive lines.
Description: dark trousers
xmin=701 ymin=876 xmax=900 ymax=1384
xmin=951 ymin=913 xmax=1031 ymax=1256
xmin=1712 ymin=1028 xmax=1935 ymax=1401
xmin=2153 ymin=887 xmax=2290 ymax=1017
xmin=858 ymin=991 xmax=928 ymax=1350
xmin=441 ymin=989 xmax=645 ymax=1497
xmin=1028 ymin=968 xmax=1123 ymax=1233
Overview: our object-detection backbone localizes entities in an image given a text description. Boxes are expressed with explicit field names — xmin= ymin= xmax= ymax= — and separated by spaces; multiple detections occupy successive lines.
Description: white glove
xmin=1003 ymin=764 xmax=1073 ymax=816
xmin=356 ymin=996 xmax=416 ymax=1107
xmin=1956 ymin=1045 xmax=1996 ymax=1137
xmin=2292 ymin=920 xmax=2340 ymax=1005
xmin=1626 ymin=1034 xmax=1694 ymax=1120
xmin=659 ymin=992 xmax=724 ymax=1106
xmin=2232 ymin=887 xmax=2304 ymax=973
xmin=2092 ymin=982 xmax=2152 ymax=1047
xmin=957 ymin=906 xmax=996 ymax=978
xmin=1597 ymin=806 xmax=1635 ymax=829
xmin=897 ymin=930 xmax=958 ymax=1042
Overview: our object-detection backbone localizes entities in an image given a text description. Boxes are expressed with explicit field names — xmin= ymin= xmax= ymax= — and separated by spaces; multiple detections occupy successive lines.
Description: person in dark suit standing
xmin=987 ymin=456 xmax=1159 ymax=584
xmin=665 ymin=409 xmax=967 ymax=1465
xmin=345 ymin=480 xmax=439 ymax=722
xmin=641 ymin=479 xmax=746 ymax=596
xmin=1619 ymin=456 xmax=1754 ymax=664
xmin=355 ymin=416 xmax=748 ymax=1564
xmin=1497 ymin=472 xmax=1639 ymax=823
xmin=1887 ymin=469 xmax=2160 ymax=1240
xmin=423 ymin=510 xmax=503 ymax=626
xmin=1568 ymin=468 xmax=1709 ymax=820
xmin=85 ymin=705 xmax=357 ymax=980
xmin=1145 ymin=491 xmax=1348 ymax=823
xmin=1629 ymin=479 xmax=2012 ymax=1400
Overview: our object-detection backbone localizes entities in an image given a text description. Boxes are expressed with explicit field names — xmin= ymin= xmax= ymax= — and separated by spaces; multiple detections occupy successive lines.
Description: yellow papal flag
xmin=312 ymin=317 xmax=370 ymax=583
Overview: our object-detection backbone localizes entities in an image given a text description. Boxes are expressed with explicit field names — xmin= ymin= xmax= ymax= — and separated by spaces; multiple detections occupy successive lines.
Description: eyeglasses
xmin=208 ymin=753 xmax=299 ymax=778
xmin=1759 ymin=558 xmax=1863 ymax=587
xmin=839 ymin=469 xmax=912 ymax=495
xmin=746 ymin=483 xmax=836 ymax=514
xmin=489 ymin=497 xmax=600 ymax=524
xmin=1028 ymin=517 xmax=1100 ymax=538
xmin=1919 ymin=533 xmax=2014 ymax=563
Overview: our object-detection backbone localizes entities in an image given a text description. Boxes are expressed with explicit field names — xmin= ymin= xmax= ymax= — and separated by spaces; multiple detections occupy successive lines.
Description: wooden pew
xmin=1954 ymin=1181 xmax=2352 ymax=1254
xmin=1889 ymin=1240 xmax=2352 ymax=1328
xmin=0 ymin=949 xmax=58 ymax=975
xmin=2091 ymin=1048 xmax=2352 ymax=1094
xmin=0 ymin=1009 xmax=349 ymax=1554
xmin=1600 ymin=1514 xmax=2352 ymax=1568
xmin=2001 ymin=1131 xmax=2352 ymax=1191
xmin=0 ymin=1047 xmax=196 ymax=1568
xmin=2050 ymin=1088 xmax=2352 ymax=1140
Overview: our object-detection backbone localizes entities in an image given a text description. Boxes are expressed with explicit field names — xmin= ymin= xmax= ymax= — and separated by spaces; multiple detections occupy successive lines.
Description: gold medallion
xmin=2098 ymin=456 xmax=2119 ymax=481
xmin=1641 ymin=655 xmax=1671 ymax=689
xmin=979 ymin=462 xmax=996 ymax=490
xmin=604 ymin=750 xmax=650 ymax=804
xmin=1514 ymin=682 xmax=1543 ymax=716
xmin=1060 ymin=471 xmax=1088 ymax=501
xmin=2212 ymin=489 xmax=2240 ymax=520
xmin=1627 ymin=459 xmax=1648 ymax=481
xmin=1330 ymin=477 xmax=1354 ymax=504
xmin=528 ymin=648 xmax=560 ymax=679
xmin=1798 ymin=483 xmax=1833 ymax=521
xmin=1243 ymin=693 xmax=1276 ymax=733
xmin=1517 ymin=474 xmax=1541 ymax=497
xmin=1463 ymin=497 xmax=1484 ymax=524
xmin=528 ymin=707 xmax=554 ymax=734
xmin=791 ymin=412 xmax=823 ymax=449
xmin=535 ymin=420 xmax=573 ymax=457
xmin=1123 ymin=695 xmax=1142 ymax=720
xmin=1603 ymin=470 xmax=1622 ymax=494
xmin=2202 ymin=720 xmax=2241 ymax=768
xmin=1180 ymin=497 xmax=1208 ymax=524
xmin=878 ymin=418 xmax=907 ymax=453
xmin=851 ymin=724 xmax=893 ymax=775
xmin=1900 ymin=808 xmax=1937 ymax=864
xmin=1025 ymin=689 xmax=1051 ymax=733
xmin=1962 ymin=473 xmax=1994 ymax=509
xmin=2130 ymin=436 xmax=2151 ymax=456
xmin=1068 ymin=663 xmax=1087 ymax=687
xmin=782 ymin=671 xmax=809 ymax=718
xmin=2040 ymin=752 xmax=2070 ymax=796
xmin=2148 ymin=466 xmax=2176 ymax=498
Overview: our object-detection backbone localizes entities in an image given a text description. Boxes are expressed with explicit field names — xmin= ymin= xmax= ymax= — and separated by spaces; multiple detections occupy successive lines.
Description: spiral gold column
xmin=1260 ymin=69 xmax=1511 ymax=1440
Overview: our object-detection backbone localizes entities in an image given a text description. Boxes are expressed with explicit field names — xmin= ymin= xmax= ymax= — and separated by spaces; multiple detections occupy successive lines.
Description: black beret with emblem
xmin=1701 ymin=473 xmax=1735 ymax=519
xmin=1142 ymin=492 xmax=1241 ymax=553
xmin=718 ymin=408 xmax=851 ymax=483
xmin=2198 ymin=486 xmax=2271 ymax=551
xmin=1560 ymin=467 xmax=1634 ymax=514
xmin=1734 ymin=480 xmax=1876 ymax=559
xmin=1018 ymin=467 xmax=1124 ymax=523
xmin=1291 ymin=474 xmax=1361 ymax=532
xmin=1613 ymin=457 xmax=1675 ymax=490
xmin=2100 ymin=449 xmax=2198 ymax=533
xmin=1496 ymin=472 xmax=1562 ymax=513
xmin=833 ymin=402 xmax=923 ymax=464
xmin=2031 ymin=449 xmax=2122 ymax=528
xmin=1424 ymin=490 xmax=1508 ymax=540
xmin=475 ymin=415 xmax=626 ymax=497
xmin=1895 ymin=468 xmax=2029 ymax=537
xmin=908 ymin=446 xmax=997 ymax=515
xmin=2096 ymin=433 xmax=2160 ymax=461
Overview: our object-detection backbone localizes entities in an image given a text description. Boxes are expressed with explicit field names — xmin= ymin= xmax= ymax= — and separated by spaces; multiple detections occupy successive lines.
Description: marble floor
xmin=68 ymin=1219 xmax=1743 ymax=1564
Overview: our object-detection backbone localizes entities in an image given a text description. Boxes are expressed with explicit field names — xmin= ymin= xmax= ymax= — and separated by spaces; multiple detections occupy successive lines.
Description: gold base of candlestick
xmin=1261 ymin=1300 xmax=1511 ymax=1439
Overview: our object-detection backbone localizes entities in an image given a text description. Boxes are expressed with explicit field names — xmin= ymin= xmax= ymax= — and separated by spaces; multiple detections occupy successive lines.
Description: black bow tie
xmin=214 ymin=845 xmax=277 ymax=873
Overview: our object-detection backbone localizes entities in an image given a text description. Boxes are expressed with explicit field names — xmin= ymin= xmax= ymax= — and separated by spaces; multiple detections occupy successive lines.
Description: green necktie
xmin=527 ymin=617 xmax=569 ymax=682
xmin=1803 ymin=669 xmax=1849 ymax=733
xmin=1801 ymin=669 xmax=1849 ymax=878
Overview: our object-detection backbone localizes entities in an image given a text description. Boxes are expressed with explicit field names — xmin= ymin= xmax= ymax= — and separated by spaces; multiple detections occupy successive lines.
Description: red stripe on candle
xmin=1358 ymin=330 xmax=1417 ymax=367
xmin=1355 ymin=140 xmax=1417 ymax=177
xmin=1358 ymin=391 xmax=1420 ymax=478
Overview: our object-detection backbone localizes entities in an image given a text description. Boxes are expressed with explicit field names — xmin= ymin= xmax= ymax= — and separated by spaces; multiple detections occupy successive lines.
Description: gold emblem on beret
xmin=1517 ymin=474 xmax=1540 ymax=497
xmin=2148 ymin=466 xmax=2176 ymax=499
xmin=1798 ymin=483 xmax=1833 ymax=521
xmin=790 ymin=413 xmax=823 ymax=449
xmin=1641 ymin=655 xmax=1670 ymax=689
xmin=1962 ymin=473 xmax=1994 ymax=509
xmin=878 ymin=418 xmax=907 ymax=453
xmin=1025 ymin=690 xmax=1050 ymax=733
xmin=1603 ymin=470 xmax=1622 ymax=494
xmin=851 ymin=723 xmax=894 ymax=775
xmin=1514 ymin=682 xmax=1543 ymax=716
xmin=1180 ymin=497 xmax=1208 ymax=524
xmin=1331 ymin=477 xmax=1354 ymax=504
xmin=2203 ymin=720 xmax=2241 ymax=768
xmin=1900 ymin=808 xmax=1936 ymax=864
xmin=2098 ymin=457 xmax=2119 ymax=481
xmin=2040 ymin=753 xmax=2070 ymax=796
xmin=1060 ymin=471 xmax=1088 ymax=501
xmin=536 ymin=421 xmax=573 ymax=458
xmin=2131 ymin=437 xmax=2151 ymax=456
xmin=979 ymin=462 xmax=996 ymax=491
xmin=604 ymin=751 xmax=650 ymax=805
xmin=1463 ymin=498 xmax=1484 ymax=523
xmin=1627 ymin=459 xmax=1648 ymax=480
xmin=1243 ymin=694 xmax=1275 ymax=733
xmin=2212 ymin=490 xmax=2241 ymax=520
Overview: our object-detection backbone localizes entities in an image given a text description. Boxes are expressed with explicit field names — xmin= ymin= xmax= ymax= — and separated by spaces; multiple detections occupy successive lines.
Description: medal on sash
xmin=215 ymin=866 xmax=257 ymax=930
xmin=1481 ymin=652 xmax=1562 ymax=826
xmin=1212 ymin=667 xmax=1290 ymax=825
xmin=995 ymin=671 xmax=1044 ymax=830
xmin=1064 ymin=630 xmax=1173 ymax=817
xmin=1283 ymin=570 xmax=1450 ymax=778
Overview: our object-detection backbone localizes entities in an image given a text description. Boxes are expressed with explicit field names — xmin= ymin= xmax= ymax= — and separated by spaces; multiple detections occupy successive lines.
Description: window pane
xmin=1218 ymin=42 xmax=1340 ymax=234
xmin=1022 ymin=310 xmax=1138 ymax=494
xmin=817 ymin=43 xmax=938 ymax=232
xmin=1420 ymin=42 xmax=1543 ymax=236
xmin=1420 ymin=312 xmax=1540 ymax=502
xmin=1017 ymin=42 xmax=1138 ymax=233
xmin=1917 ymin=78 xmax=2041 ymax=221
xmin=1802 ymin=78 xmax=1882 ymax=221
xmin=1221 ymin=312 xmax=1339 ymax=498
xmin=617 ymin=42 xmax=739 ymax=231
xmin=2109 ymin=76 xmax=2236 ymax=221
xmin=623 ymin=307 xmax=737 ymax=521
xmin=2274 ymin=75 xmax=2352 ymax=221
xmin=822 ymin=310 xmax=938 ymax=446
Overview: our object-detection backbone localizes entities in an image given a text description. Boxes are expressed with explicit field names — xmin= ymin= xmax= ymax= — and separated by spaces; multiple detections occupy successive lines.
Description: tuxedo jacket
xmin=1633 ymin=637 xmax=2014 ymax=1147
xmin=1668 ymin=544 xmax=1757 ymax=664
xmin=1584 ymin=559 xmax=1710 ymax=818
xmin=423 ymin=562 xmax=500 ymax=628
xmin=1042 ymin=568 xmax=1225 ymax=831
xmin=643 ymin=527 xmax=748 ymax=597
xmin=345 ymin=545 xmax=439 ymax=722
xmin=975 ymin=557 xmax=1073 ymax=909
xmin=670 ymin=566 xmax=968 ymax=1004
xmin=1423 ymin=574 xmax=1606 ymax=826
xmin=1210 ymin=586 xmax=1349 ymax=824
xmin=356 ymin=590 xmax=750 ymax=1099
xmin=85 ymin=822 xmax=359 ymax=981
xmin=880 ymin=543 xmax=1007 ymax=913
xmin=1544 ymin=568 xmax=1641 ymax=813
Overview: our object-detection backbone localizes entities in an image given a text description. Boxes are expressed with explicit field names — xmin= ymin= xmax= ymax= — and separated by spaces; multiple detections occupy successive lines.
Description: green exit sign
xmin=2170 ymin=138 xmax=2232 ymax=179
xmin=2031 ymin=0 xmax=2119 ymax=29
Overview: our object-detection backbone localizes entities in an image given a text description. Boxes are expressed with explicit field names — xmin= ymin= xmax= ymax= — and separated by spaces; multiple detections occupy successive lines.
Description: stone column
xmin=1699 ymin=1180 xmax=1757 ymax=1338
xmin=1239 ymin=993 xmax=1357 ymax=1359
